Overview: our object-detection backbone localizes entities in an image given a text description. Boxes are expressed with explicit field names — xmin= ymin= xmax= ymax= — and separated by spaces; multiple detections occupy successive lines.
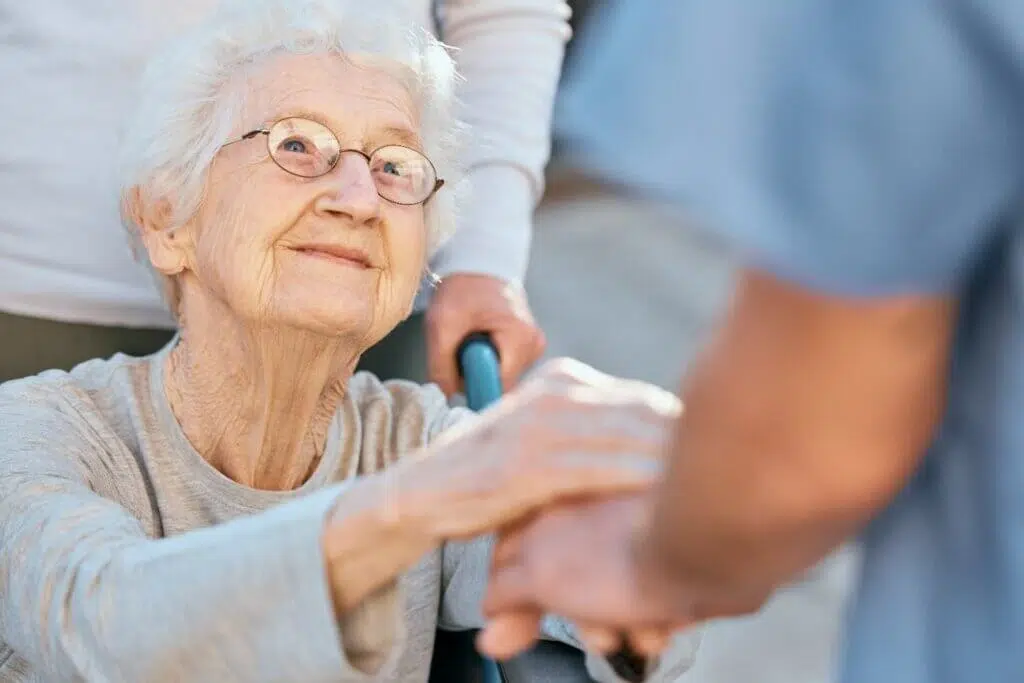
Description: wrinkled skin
xmin=383 ymin=358 xmax=682 ymax=539
xmin=132 ymin=53 xmax=428 ymax=490
xmin=323 ymin=358 xmax=685 ymax=621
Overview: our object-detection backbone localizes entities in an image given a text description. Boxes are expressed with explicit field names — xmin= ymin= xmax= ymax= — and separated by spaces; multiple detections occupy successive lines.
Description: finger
xmin=534 ymin=442 xmax=664 ymax=470
xmin=535 ymin=359 xmax=679 ymax=405
xmin=482 ymin=562 xmax=534 ymax=617
xmin=434 ymin=466 xmax=654 ymax=540
xmin=477 ymin=609 xmax=543 ymax=660
xmin=434 ymin=449 xmax=658 ymax=532
xmin=523 ymin=405 xmax=675 ymax=446
xmin=424 ymin=315 xmax=461 ymax=396
xmin=535 ymin=368 xmax=679 ymax=423
xmin=691 ymin=592 xmax=767 ymax=621
xmin=491 ymin=519 xmax=531 ymax=569
xmin=440 ymin=476 xmax=646 ymax=541
xmin=490 ymin=329 xmax=529 ymax=392
xmin=523 ymin=456 xmax=660 ymax=503
xmin=575 ymin=623 xmax=623 ymax=654
xmin=534 ymin=357 xmax=619 ymax=389
xmin=427 ymin=478 xmax=648 ymax=542
xmin=627 ymin=627 xmax=673 ymax=656
xmin=534 ymin=327 xmax=548 ymax=360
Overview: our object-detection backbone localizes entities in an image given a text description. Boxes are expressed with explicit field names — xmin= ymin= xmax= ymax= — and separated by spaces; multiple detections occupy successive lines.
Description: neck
xmin=164 ymin=293 xmax=360 ymax=491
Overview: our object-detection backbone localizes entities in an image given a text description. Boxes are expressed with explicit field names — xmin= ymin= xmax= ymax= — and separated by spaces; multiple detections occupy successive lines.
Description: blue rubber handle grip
xmin=457 ymin=333 xmax=503 ymax=411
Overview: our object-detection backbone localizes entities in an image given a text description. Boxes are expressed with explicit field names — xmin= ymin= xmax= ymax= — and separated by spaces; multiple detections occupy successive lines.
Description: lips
xmin=292 ymin=244 xmax=372 ymax=269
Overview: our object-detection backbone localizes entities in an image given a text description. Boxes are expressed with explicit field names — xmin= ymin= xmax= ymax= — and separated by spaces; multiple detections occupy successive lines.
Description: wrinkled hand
xmin=322 ymin=361 xmax=678 ymax=621
xmin=478 ymin=494 xmax=695 ymax=661
xmin=426 ymin=273 xmax=546 ymax=396
xmin=387 ymin=359 xmax=680 ymax=542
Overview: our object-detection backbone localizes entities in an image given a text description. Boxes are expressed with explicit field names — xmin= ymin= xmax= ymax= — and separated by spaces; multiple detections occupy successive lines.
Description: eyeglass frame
xmin=221 ymin=118 xmax=445 ymax=206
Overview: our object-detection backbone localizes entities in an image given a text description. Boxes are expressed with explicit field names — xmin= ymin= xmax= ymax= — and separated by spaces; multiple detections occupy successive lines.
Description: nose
xmin=314 ymin=151 xmax=381 ymax=225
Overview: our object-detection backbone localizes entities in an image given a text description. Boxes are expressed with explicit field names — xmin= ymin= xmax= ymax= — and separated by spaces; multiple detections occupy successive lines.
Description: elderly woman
xmin=0 ymin=1 xmax=700 ymax=681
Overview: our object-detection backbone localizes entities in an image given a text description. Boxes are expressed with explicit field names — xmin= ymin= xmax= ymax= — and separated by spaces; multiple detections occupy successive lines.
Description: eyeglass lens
xmin=266 ymin=117 xmax=437 ymax=205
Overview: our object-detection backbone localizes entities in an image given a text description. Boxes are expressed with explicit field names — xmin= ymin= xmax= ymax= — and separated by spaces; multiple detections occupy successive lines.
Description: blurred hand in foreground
xmin=477 ymin=494 xmax=695 ymax=661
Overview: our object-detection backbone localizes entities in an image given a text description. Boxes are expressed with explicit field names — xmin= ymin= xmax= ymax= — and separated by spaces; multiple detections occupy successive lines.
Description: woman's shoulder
xmin=345 ymin=371 xmax=474 ymax=448
xmin=0 ymin=353 xmax=150 ymax=413
xmin=0 ymin=354 xmax=154 ymax=459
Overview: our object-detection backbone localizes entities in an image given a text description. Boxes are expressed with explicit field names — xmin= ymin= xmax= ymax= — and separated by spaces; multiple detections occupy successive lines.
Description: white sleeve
xmin=431 ymin=0 xmax=572 ymax=285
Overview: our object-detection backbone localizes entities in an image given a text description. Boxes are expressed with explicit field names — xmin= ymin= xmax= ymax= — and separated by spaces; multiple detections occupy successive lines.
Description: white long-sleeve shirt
xmin=0 ymin=0 xmax=569 ymax=329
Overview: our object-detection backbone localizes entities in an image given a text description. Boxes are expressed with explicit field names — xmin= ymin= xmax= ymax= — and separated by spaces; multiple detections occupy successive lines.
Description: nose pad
xmin=315 ymin=151 xmax=381 ymax=224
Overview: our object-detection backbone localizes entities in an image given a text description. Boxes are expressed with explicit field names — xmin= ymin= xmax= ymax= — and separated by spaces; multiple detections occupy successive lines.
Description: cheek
xmin=384 ymin=210 xmax=429 ymax=282
xmin=190 ymin=182 xmax=290 ymax=304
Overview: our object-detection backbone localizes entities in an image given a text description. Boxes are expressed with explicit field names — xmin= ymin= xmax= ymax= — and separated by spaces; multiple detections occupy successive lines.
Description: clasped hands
xmin=424 ymin=276 xmax=693 ymax=660
xmin=478 ymin=493 xmax=691 ymax=661
xmin=461 ymin=360 xmax=696 ymax=662
xmin=339 ymin=358 xmax=699 ymax=671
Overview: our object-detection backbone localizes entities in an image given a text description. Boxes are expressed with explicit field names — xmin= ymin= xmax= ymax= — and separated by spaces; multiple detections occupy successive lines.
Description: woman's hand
xmin=321 ymin=358 xmax=680 ymax=615
xmin=393 ymin=357 xmax=680 ymax=540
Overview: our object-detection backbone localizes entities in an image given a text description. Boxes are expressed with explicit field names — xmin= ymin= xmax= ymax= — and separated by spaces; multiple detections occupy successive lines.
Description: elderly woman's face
xmin=173 ymin=53 xmax=430 ymax=341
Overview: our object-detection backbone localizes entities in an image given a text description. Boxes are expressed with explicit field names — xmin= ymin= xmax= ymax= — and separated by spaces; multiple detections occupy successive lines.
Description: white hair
xmin=118 ymin=0 xmax=465 ymax=307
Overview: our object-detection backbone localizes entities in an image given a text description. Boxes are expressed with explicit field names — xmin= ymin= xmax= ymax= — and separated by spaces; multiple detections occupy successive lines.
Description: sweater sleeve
xmin=0 ymin=392 xmax=400 ymax=683
xmin=430 ymin=0 xmax=572 ymax=285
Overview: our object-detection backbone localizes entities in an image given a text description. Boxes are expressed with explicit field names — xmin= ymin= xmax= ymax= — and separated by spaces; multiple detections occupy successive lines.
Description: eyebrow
xmin=271 ymin=108 xmax=335 ymax=130
xmin=269 ymin=109 xmax=424 ymax=152
xmin=371 ymin=126 xmax=424 ymax=151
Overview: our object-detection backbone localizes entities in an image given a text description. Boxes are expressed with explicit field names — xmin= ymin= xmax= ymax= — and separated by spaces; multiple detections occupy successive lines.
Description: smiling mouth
xmin=292 ymin=246 xmax=372 ymax=269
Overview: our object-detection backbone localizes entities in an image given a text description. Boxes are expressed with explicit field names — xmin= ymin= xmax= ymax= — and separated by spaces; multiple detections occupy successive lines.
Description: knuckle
xmin=536 ymin=357 xmax=588 ymax=384
xmin=431 ymin=296 xmax=465 ymax=320
xmin=534 ymin=331 xmax=548 ymax=354
xmin=613 ymin=378 xmax=682 ymax=414
xmin=638 ymin=386 xmax=684 ymax=419
xmin=532 ymin=387 xmax=569 ymax=415
xmin=517 ymin=367 xmax=564 ymax=398
xmin=509 ymin=313 xmax=535 ymax=331
xmin=636 ymin=380 xmax=682 ymax=408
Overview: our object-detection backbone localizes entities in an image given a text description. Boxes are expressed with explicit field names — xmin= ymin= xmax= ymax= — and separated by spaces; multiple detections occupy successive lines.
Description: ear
xmin=125 ymin=187 xmax=189 ymax=276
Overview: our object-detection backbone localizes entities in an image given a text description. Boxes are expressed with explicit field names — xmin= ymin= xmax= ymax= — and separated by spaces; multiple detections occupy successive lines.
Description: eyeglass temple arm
xmin=420 ymin=178 xmax=445 ymax=205
xmin=222 ymin=129 xmax=270 ymax=147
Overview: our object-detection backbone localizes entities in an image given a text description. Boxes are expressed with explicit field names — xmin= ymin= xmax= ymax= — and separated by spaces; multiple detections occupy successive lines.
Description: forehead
xmin=243 ymin=53 xmax=420 ymax=140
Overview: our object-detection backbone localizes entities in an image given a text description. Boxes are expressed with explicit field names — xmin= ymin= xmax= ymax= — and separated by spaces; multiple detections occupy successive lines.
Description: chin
xmin=292 ymin=313 xmax=371 ymax=339
xmin=293 ymin=305 xmax=393 ymax=340
xmin=264 ymin=279 xmax=411 ymax=343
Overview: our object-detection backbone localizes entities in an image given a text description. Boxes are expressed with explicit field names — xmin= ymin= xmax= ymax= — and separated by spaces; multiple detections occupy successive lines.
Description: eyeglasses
xmin=222 ymin=117 xmax=444 ymax=206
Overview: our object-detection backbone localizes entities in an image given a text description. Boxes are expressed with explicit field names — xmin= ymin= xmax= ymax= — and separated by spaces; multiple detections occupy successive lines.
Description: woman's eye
xmin=382 ymin=161 xmax=402 ymax=176
xmin=281 ymin=138 xmax=308 ymax=154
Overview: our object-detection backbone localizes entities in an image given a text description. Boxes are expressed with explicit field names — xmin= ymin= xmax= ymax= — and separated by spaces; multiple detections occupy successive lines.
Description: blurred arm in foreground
xmin=480 ymin=4 xmax=1024 ymax=681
